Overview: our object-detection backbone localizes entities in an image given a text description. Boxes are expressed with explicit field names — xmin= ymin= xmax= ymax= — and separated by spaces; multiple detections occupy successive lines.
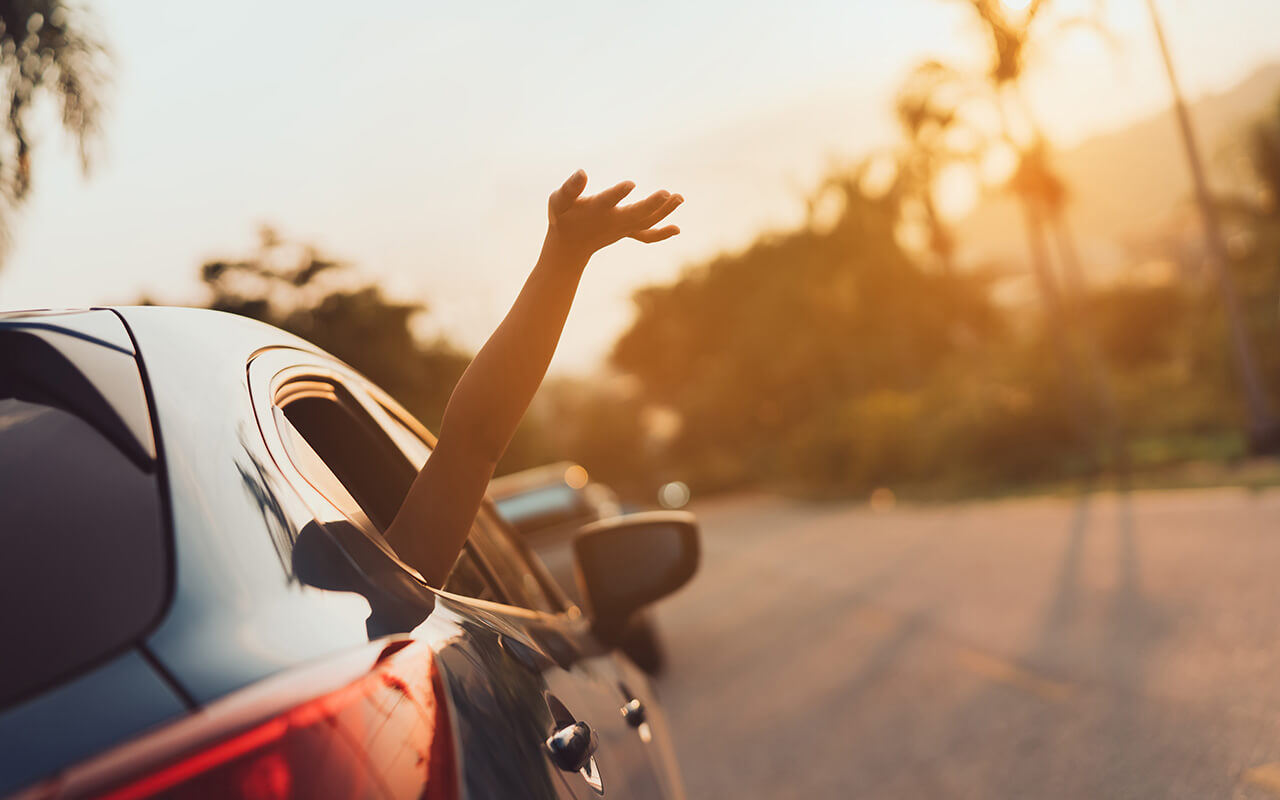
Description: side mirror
xmin=573 ymin=511 xmax=700 ymax=640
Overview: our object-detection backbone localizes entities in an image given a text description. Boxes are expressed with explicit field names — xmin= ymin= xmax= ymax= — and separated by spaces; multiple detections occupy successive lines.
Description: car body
xmin=489 ymin=465 xmax=666 ymax=674
xmin=0 ymin=307 xmax=697 ymax=800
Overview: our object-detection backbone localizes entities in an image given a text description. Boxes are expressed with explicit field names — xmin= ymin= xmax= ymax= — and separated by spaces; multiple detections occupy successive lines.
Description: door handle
xmin=620 ymin=698 xmax=646 ymax=728
xmin=545 ymin=721 xmax=599 ymax=773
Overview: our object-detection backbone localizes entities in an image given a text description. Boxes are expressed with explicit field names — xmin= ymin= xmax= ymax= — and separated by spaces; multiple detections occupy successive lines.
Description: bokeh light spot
xmin=659 ymin=481 xmax=691 ymax=509
xmin=564 ymin=464 xmax=589 ymax=489
xmin=870 ymin=487 xmax=897 ymax=513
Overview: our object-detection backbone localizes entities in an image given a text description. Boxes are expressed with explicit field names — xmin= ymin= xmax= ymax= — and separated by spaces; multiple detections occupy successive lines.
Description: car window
xmin=442 ymin=545 xmax=500 ymax=603
xmin=376 ymin=403 xmax=567 ymax=613
xmin=275 ymin=378 xmax=417 ymax=533
xmin=274 ymin=374 xmax=564 ymax=614
xmin=374 ymin=402 xmax=431 ymax=469
xmin=0 ymin=327 xmax=168 ymax=709
xmin=467 ymin=511 xmax=560 ymax=614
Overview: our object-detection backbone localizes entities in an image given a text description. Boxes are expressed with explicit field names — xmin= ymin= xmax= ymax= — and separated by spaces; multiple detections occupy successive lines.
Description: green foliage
xmin=199 ymin=227 xmax=470 ymax=432
xmin=522 ymin=378 xmax=657 ymax=498
xmin=0 ymin=0 xmax=106 ymax=254
xmin=607 ymin=166 xmax=1274 ymax=497
xmin=612 ymin=180 xmax=1054 ymax=495
xmin=1089 ymin=285 xmax=1188 ymax=369
xmin=1251 ymin=93 xmax=1280 ymax=213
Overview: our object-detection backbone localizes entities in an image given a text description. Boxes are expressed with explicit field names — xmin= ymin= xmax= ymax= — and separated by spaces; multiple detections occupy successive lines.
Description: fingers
xmin=619 ymin=190 xmax=671 ymax=221
xmin=621 ymin=192 xmax=683 ymax=233
xmin=628 ymin=225 xmax=680 ymax=244
xmin=592 ymin=180 xmax=636 ymax=208
xmin=639 ymin=193 xmax=683 ymax=227
xmin=548 ymin=169 xmax=588 ymax=218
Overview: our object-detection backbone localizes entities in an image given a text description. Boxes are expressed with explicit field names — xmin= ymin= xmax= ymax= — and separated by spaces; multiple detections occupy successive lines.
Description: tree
xmin=0 ymin=0 xmax=106 ymax=255
xmin=1249 ymin=95 xmax=1280 ymax=217
xmin=1143 ymin=0 xmax=1277 ymax=450
xmin=952 ymin=0 xmax=1107 ymax=302
xmin=890 ymin=60 xmax=977 ymax=277
xmin=198 ymin=226 xmax=471 ymax=432
xmin=925 ymin=0 xmax=1122 ymax=467
xmin=612 ymin=180 xmax=1012 ymax=492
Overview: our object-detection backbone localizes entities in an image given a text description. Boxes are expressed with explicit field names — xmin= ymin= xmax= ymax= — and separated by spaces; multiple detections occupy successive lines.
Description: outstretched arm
xmin=385 ymin=170 xmax=682 ymax=586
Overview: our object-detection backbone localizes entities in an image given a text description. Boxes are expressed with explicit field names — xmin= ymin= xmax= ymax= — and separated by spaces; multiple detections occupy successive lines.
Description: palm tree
xmin=891 ymin=60 xmax=976 ymax=277
xmin=1250 ymin=96 xmax=1280 ymax=214
xmin=957 ymin=0 xmax=1104 ymax=300
xmin=0 ymin=0 xmax=107 ymax=257
xmin=943 ymin=0 xmax=1121 ymax=465
xmin=1143 ymin=0 xmax=1277 ymax=450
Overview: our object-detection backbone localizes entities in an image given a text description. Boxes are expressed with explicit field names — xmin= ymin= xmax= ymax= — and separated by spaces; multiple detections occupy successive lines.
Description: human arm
xmin=384 ymin=170 xmax=682 ymax=586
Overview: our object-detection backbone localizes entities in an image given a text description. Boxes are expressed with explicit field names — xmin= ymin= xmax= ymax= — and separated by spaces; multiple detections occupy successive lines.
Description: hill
xmin=957 ymin=62 xmax=1280 ymax=281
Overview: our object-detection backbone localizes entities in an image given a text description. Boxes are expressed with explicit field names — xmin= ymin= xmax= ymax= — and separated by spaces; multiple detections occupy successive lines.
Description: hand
xmin=545 ymin=169 xmax=683 ymax=265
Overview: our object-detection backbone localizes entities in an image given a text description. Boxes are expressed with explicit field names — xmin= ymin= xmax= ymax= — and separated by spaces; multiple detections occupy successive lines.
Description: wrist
xmin=540 ymin=227 xmax=592 ymax=275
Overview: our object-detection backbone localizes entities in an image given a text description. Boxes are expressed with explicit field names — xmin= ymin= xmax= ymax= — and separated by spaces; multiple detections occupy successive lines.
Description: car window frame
xmin=247 ymin=347 xmax=578 ymax=621
xmin=367 ymin=394 xmax=579 ymax=617
xmin=248 ymin=350 xmax=428 ymax=577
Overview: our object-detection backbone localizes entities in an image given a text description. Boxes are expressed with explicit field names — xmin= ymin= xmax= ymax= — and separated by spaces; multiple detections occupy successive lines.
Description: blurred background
xmin=6 ymin=0 xmax=1280 ymax=795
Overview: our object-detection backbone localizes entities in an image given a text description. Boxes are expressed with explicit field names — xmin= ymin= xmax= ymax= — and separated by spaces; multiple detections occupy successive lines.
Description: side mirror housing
xmin=573 ymin=511 xmax=700 ymax=640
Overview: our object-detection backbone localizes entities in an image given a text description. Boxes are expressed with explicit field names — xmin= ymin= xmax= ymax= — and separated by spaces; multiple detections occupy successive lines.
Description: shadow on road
xmin=655 ymin=530 xmax=940 ymax=793
xmin=917 ymin=484 xmax=1202 ymax=798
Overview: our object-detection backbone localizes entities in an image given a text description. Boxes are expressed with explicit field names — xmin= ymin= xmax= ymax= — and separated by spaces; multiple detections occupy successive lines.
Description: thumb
xmin=548 ymin=169 xmax=588 ymax=219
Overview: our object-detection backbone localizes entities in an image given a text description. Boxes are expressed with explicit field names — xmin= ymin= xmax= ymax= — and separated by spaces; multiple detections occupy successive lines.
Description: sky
xmin=3 ymin=0 xmax=1280 ymax=372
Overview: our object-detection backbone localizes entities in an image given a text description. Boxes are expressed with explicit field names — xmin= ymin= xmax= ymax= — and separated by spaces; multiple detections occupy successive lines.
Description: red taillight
xmin=88 ymin=645 xmax=456 ymax=800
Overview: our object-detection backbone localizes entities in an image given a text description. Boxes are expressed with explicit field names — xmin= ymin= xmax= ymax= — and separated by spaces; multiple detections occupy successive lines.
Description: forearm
xmin=385 ymin=237 xmax=587 ymax=584
xmin=385 ymin=170 xmax=680 ymax=585
xmin=439 ymin=236 xmax=587 ymax=463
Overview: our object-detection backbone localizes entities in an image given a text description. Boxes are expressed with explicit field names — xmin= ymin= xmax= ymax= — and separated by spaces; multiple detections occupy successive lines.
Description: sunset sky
xmin=4 ymin=0 xmax=1280 ymax=371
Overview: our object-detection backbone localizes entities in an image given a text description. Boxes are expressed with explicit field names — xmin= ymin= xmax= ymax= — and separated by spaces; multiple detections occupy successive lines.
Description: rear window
xmin=0 ymin=323 xmax=168 ymax=709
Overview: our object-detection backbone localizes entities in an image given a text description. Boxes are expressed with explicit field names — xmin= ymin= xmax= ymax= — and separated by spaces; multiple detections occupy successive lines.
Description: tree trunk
xmin=1020 ymin=195 xmax=1100 ymax=466
xmin=1146 ymin=0 xmax=1278 ymax=451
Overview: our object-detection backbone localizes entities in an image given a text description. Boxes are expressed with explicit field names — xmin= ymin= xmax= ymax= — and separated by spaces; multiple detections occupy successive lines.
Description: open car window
xmin=442 ymin=546 xmax=500 ymax=603
xmin=466 ymin=512 xmax=561 ymax=614
xmin=252 ymin=354 xmax=568 ymax=613
xmin=370 ymin=398 xmax=568 ymax=614
xmin=274 ymin=378 xmax=416 ymax=534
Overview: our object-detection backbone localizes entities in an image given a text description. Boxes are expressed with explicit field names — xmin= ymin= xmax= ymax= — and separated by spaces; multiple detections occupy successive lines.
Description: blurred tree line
xmin=4 ymin=0 xmax=1272 ymax=502
xmin=598 ymin=88 xmax=1280 ymax=498
xmin=192 ymin=227 xmax=470 ymax=434
xmin=185 ymin=226 xmax=558 ymax=475
xmin=180 ymin=0 xmax=1280 ymax=502
xmin=188 ymin=78 xmax=1280 ymax=502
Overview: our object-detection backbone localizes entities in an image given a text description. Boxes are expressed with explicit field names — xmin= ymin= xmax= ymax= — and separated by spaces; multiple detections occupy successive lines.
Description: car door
xmin=246 ymin=349 xmax=671 ymax=799
xmin=458 ymin=509 xmax=669 ymax=799
xmin=362 ymin=376 xmax=673 ymax=800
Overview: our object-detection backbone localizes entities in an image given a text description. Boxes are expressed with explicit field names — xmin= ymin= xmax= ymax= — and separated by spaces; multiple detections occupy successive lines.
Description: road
xmin=650 ymin=488 xmax=1280 ymax=798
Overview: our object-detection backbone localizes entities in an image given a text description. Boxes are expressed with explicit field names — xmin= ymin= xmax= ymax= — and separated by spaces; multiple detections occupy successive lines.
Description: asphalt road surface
xmin=650 ymin=488 xmax=1280 ymax=798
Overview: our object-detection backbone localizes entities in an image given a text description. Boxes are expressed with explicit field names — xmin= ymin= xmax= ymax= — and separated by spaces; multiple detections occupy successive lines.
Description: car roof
xmin=99 ymin=307 xmax=382 ymax=705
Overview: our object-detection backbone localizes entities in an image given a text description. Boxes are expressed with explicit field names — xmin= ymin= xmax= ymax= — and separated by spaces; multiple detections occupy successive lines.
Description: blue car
xmin=0 ymin=307 xmax=698 ymax=800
